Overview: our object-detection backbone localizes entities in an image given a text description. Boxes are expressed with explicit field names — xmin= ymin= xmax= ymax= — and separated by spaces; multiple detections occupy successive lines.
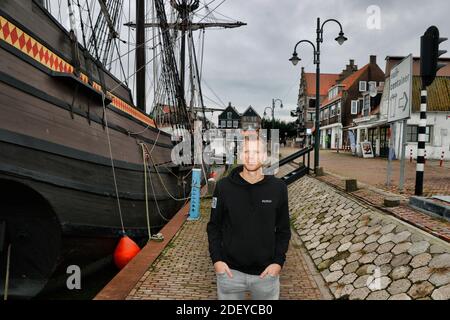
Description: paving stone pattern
xmin=290 ymin=175 xmax=450 ymax=300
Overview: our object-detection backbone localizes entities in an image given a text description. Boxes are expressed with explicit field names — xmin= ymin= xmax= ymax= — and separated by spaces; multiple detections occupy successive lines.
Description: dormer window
xmin=328 ymin=86 xmax=339 ymax=100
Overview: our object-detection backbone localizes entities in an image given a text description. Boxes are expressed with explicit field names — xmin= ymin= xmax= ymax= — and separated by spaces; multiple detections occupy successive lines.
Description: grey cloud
xmin=51 ymin=0 xmax=450 ymax=124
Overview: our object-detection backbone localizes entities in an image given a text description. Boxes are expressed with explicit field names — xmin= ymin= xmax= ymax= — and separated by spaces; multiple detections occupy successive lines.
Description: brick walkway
xmin=126 ymin=196 xmax=326 ymax=300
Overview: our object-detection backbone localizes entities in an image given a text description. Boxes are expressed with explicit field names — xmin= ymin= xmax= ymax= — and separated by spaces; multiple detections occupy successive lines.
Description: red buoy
xmin=113 ymin=235 xmax=140 ymax=269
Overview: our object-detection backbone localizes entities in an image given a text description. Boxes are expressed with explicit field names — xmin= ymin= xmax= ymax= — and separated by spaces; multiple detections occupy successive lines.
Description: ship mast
xmin=135 ymin=0 xmax=146 ymax=113
xmin=126 ymin=0 xmax=246 ymax=130
xmin=171 ymin=0 xmax=199 ymax=94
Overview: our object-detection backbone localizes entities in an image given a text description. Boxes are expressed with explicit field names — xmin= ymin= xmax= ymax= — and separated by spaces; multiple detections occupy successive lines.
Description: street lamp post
xmin=290 ymin=17 xmax=347 ymax=173
xmin=264 ymin=98 xmax=283 ymax=143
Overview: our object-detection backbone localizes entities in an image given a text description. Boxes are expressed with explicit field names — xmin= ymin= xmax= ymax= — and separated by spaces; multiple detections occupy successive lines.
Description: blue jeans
xmin=216 ymin=268 xmax=280 ymax=300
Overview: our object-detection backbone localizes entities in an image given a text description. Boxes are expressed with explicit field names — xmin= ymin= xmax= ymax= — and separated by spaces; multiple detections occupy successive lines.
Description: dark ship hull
xmin=0 ymin=0 xmax=193 ymax=298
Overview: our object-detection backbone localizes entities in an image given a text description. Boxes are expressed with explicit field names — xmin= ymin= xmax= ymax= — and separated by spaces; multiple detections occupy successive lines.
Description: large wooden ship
xmin=0 ymin=0 xmax=244 ymax=299
xmin=0 ymin=0 xmax=190 ymax=298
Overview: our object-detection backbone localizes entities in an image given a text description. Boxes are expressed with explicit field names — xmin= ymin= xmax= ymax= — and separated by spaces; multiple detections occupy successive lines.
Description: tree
xmin=261 ymin=119 xmax=297 ymax=138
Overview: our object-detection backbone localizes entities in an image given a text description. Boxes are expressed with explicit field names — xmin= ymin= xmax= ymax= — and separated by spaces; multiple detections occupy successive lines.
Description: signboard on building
xmin=388 ymin=54 xmax=413 ymax=123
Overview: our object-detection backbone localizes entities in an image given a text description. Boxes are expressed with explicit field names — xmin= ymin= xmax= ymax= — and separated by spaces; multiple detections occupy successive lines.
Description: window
xmin=407 ymin=125 xmax=432 ymax=143
xmin=363 ymin=94 xmax=371 ymax=116
xmin=351 ymin=100 xmax=358 ymax=115
xmin=328 ymin=86 xmax=339 ymax=100
xmin=233 ymin=120 xmax=239 ymax=128
xmin=359 ymin=81 xmax=367 ymax=92
xmin=227 ymin=112 xmax=232 ymax=120
xmin=220 ymin=120 xmax=226 ymax=128
xmin=324 ymin=108 xmax=329 ymax=119
xmin=308 ymin=112 xmax=314 ymax=121
xmin=337 ymin=102 xmax=341 ymax=115
xmin=368 ymin=81 xmax=377 ymax=91
xmin=227 ymin=120 xmax=232 ymax=127
xmin=330 ymin=104 xmax=336 ymax=117
xmin=320 ymin=110 xmax=323 ymax=120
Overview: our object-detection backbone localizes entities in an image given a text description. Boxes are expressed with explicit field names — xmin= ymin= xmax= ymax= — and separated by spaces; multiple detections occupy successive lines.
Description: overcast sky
xmin=199 ymin=0 xmax=450 ymax=123
xmin=54 ymin=0 xmax=450 ymax=124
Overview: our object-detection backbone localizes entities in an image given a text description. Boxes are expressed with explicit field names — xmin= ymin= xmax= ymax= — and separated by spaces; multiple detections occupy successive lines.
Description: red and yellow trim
xmin=0 ymin=15 xmax=155 ymax=128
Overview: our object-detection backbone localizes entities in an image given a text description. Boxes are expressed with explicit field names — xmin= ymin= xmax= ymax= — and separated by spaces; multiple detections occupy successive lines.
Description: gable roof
xmin=303 ymin=73 xmax=340 ymax=96
xmin=242 ymin=105 xmax=261 ymax=118
xmin=218 ymin=105 xmax=241 ymax=118
xmin=341 ymin=64 xmax=369 ymax=89
xmin=319 ymin=64 xmax=371 ymax=107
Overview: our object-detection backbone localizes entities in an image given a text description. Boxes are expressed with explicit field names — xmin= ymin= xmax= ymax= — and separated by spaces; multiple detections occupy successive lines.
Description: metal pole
xmin=3 ymin=244 xmax=11 ymax=300
xmin=135 ymin=0 xmax=146 ymax=112
xmin=415 ymin=86 xmax=427 ymax=195
xmin=399 ymin=119 xmax=408 ymax=192
xmin=314 ymin=17 xmax=321 ymax=173
xmin=272 ymin=99 xmax=275 ymax=129
xmin=307 ymin=150 xmax=310 ymax=173
xmin=386 ymin=122 xmax=394 ymax=187
xmin=179 ymin=1 xmax=187 ymax=93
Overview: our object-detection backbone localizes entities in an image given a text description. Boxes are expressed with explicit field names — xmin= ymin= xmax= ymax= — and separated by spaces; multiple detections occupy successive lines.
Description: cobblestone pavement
xmin=317 ymin=173 xmax=450 ymax=243
xmin=290 ymin=175 xmax=450 ymax=300
xmin=127 ymin=195 xmax=325 ymax=300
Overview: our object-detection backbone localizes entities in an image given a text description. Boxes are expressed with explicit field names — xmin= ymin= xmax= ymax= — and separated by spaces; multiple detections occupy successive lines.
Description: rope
xmin=3 ymin=244 xmax=11 ymax=301
xmin=147 ymin=161 xmax=170 ymax=222
xmin=140 ymin=142 xmax=171 ymax=223
xmin=141 ymin=143 xmax=153 ymax=237
xmin=149 ymin=152 xmax=191 ymax=201
xmin=102 ymin=92 xmax=125 ymax=233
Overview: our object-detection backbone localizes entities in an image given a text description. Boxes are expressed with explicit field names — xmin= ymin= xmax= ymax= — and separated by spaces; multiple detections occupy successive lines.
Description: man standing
xmin=207 ymin=134 xmax=291 ymax=300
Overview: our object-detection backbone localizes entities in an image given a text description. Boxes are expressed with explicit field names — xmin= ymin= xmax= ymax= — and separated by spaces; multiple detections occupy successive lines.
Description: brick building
xmin=319 ymin=55 xmax=385 ymax=153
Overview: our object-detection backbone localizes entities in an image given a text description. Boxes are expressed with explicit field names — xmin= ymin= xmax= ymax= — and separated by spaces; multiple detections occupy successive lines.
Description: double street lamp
xmin=264 ymin=98 xmax=283 ymax=129
xmin=263 ymin=98 xmax=283 ymax=143
xmin=290 ymin=18 xmax=347 ymax=173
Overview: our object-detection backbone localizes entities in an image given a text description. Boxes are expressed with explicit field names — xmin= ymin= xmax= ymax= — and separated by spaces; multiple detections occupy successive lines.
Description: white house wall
xmin=393 ymin=112 xmax=450 ymax=160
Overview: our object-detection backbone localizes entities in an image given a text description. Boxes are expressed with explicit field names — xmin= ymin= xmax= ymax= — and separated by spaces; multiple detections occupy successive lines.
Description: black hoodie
xmin=207 ymin=165 xmax=291 ymax=275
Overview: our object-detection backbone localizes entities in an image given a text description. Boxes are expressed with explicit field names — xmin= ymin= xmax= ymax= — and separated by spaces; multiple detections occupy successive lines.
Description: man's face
xmin=240 ymin=139 xmax=267 ymax=172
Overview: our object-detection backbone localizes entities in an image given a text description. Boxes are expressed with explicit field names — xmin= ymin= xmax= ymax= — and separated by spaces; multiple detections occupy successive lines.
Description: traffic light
xmin=420 ymin=26 xmax=447 ymax=87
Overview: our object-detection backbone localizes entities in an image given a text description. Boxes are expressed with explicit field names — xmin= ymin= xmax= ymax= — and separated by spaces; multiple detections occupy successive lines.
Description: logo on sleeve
xmin=211 ymin=197 xmax=217 ymax=209
xmin=261 ymin=199 xmax=272 ymax=204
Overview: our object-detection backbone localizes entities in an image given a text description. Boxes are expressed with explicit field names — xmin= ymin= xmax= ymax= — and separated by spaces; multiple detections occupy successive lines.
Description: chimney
xmin=337 ymin=59 xmax=358 ymax=82
xmin=370 ymin=55 xmax=377 ymax=65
